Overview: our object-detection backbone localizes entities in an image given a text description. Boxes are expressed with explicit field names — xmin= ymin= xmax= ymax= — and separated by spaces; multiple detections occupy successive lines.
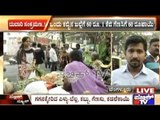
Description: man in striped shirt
xmin=144 ymin=38 xmax=159 ymax=74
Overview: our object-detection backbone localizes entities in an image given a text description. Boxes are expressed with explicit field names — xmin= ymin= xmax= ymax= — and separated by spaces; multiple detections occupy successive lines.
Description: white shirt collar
xmin=122 ymin=64 xmax=148 ymax=75
xmin=148 ymin=51 xmax=159 ymax=62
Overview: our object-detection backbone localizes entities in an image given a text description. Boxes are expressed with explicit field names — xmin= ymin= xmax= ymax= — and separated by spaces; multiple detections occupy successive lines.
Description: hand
xmin=31 ymin=64 xmax=36 ymax=71
xmin=19 ymin=76 xmax=24 ymax=80
xmin=63 ymin=77 xmax=72 ymax=92
xmin=45 ymin=81 xmax=55 ymax=90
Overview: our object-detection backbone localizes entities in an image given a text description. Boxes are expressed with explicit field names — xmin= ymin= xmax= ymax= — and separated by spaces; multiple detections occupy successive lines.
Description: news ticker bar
xmin=49 ymin=17 xmax=155 ymax=31
xmin=0 ymin=94 xmax=160 ymax=105
xmin=0 ymin=87 xmax=159 ymax=105
xmin=1 ymin=16 xmax=160 ymax=31
xmin=0 ymin=86 xmax=160 ymax=105
xmin=31 ymin=94 xmax=133 ymax=105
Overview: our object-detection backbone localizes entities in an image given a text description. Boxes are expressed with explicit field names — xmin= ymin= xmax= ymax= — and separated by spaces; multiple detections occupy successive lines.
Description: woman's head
xmin=69 ymin=50 xmax=83 ymax=62
xmin=91 ymin=52 xmax=99 ymax=61
xmin=21 ymin=36 xmax=31 ymax=48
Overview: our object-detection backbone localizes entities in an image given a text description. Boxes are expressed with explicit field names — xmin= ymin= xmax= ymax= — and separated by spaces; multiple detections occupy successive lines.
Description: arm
xmin=63 ymin=77 xmax=72 ymax=92
xmin=63 ymin=64 xmax=73 ymax=92
xmin=32 ymin=50 xmax=36 ymax=68
xmin=16 ymin=49 xmax=21 ymax=64
xmin=32 ymin=59 xmax=36 ymax=66
xmin=42 ymin=50 xmax=45 ymax=61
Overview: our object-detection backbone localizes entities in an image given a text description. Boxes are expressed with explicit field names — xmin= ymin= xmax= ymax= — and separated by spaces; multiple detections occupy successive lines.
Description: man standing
xmin=44 ymin=45 xmax=51 ymax=69
xmin=144 ymin=38 xmax=159 ymax=74
xmin=76 ymin=43 xmax=83 ymax=60
xmin=111 ymin=35 xmax=159 ymax=86
xmin=65 ymin=44 xmax=73 ymax=54
xmin=76 ymin=44 xmax=83 ymax=53
xmin=49 ymin=43 xmax=58 ymax=71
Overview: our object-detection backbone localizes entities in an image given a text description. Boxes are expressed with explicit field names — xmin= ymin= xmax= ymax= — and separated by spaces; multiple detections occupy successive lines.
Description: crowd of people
xmin=4 ymin=34 xmax=159 ymax=95
xmin=14 ymin=36 xmax=110 ymax=94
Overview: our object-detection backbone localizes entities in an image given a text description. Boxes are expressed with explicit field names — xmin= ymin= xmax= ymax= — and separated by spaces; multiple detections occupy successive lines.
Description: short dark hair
xmin=91 ymin=52 xmax=99 ymax=61
xmin=51 ymin=43 xmax=56 ymax=48
xmin=69 ymin=50 xmax=83 ymax=62
xmin=149 ymin=38 xmax=159 ymax=45
xmin=37 ymin=43 xmax=42 ymax=48
xmin=19 ymin=36 xmax=31 ymax=49
xmin=125 ymin=35 xmax=147 ymax=52
xmin=22 ymin=36 xmax=30 ymax=43
xmin=32 ymin=42 xmax=36 ymax=47
xmin=76 ymin=44 xmax=80 ymax=47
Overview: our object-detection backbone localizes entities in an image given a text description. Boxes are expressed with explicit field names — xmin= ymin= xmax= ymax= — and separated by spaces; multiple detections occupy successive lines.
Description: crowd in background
xmin=13 ymin=36 xmax=110 ymax=94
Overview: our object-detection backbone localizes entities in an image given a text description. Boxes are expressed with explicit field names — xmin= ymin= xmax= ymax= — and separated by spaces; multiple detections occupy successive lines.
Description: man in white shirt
xmin=65 ymin=44 xmax=73 ymax=54
xmin=49 ymin=43 xmax=58 ymax=71
xmin=111 ymin=35 xmax=159 ymax=86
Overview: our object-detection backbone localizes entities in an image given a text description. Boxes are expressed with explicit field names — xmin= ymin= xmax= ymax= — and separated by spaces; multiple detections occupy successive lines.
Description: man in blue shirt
xmin=111 ymin=35 xmax=159 ymax=86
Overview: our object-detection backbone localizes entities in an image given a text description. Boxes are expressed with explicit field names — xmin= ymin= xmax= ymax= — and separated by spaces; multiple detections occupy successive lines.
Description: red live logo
xmin=134 ymin=87 xmax=156 ymax=94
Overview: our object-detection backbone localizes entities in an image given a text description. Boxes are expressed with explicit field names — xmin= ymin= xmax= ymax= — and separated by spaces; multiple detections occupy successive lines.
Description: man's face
xmin=65 ymin=44 xmax=69 ymax=49
xmin=149 ymin=41 xmax=159 ymax=56
xmin=125 ymin=43 xmax=146 ymax=68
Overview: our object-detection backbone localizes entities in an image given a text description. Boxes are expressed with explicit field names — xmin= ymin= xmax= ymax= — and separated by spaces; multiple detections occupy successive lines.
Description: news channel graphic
xmin=0 ymin=16 xmax=157 ymax=31
xmin=30 ymin=94 xmax=133 ymax=105
xmin=0 ymin=94 xmax=31 ymax=105
xmin=108 ymin=87 xmax=160 ymax=105
xmin=133 ymin=87 xmax=156 ymax=105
